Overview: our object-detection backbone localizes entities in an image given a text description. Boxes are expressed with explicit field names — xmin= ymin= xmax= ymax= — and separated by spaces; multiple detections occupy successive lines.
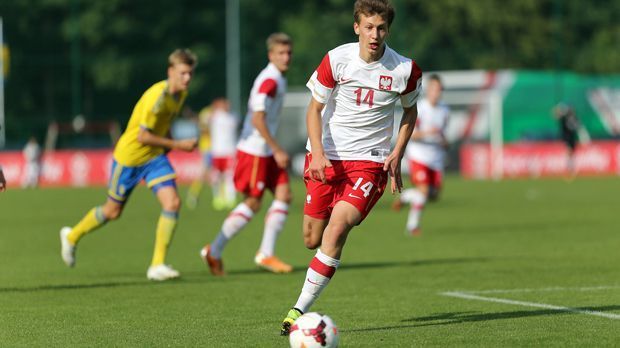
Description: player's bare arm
xmin=137 ymin=128 xmax=198 ymax=152
xmin=411 ymin=127 xmax=439 ymax=140
xmin=251 ymin=110 xmax=289 ymax=169
xmin=384 ymin=105 xmax=418 ymax=193
xmin=306 ymin=97 xmax=332 ymax=183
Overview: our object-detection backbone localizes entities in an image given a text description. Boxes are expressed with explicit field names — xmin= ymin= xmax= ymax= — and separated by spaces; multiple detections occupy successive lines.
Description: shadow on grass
xmin=0 ymin=256 xmax=488 ymax=293
xmin=225 ymin=256 xmax=489 ymax=276
xmin=0 ymin=274 xmax=216 ymax=293
xmin=344 ymin=306 xmax=620 ymax=332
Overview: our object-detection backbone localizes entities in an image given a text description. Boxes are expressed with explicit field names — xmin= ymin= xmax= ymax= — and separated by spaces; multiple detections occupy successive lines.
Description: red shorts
xmin=212 ymin=156 xmax=235 ymax=172
xmin=233 ymin=150 xmax=289 ymax=198
xmin=409 ymin=160 xmax=443 ymax=188
xmin=304 ymin=153 xmax=387 ymax=222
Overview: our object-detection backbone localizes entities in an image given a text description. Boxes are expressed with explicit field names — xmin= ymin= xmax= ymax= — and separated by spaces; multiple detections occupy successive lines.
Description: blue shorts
xmin=202 ymin=151 xmax=213 ymax=168
xmin=107 ymin=155 xmax=177 ymax=203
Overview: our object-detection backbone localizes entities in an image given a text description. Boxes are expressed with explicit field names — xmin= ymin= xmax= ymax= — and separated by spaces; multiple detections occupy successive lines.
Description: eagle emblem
xmin=379 ymin=75 xmax=393 ymax=90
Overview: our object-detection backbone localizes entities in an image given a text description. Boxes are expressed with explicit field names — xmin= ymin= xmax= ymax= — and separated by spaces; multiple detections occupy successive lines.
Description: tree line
xmin=1 ymin=0 xmax=618 ymax=147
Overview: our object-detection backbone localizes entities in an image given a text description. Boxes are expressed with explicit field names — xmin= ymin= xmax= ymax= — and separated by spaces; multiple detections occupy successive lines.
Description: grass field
xmin=1 ymin=176 xmax=619 ymax=347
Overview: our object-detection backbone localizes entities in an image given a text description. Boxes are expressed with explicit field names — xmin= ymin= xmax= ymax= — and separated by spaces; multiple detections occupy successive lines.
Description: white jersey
xmin=405 ymin=98 xmax=449 ymax=171
xmin=209 ymin=109 xmax=238 ymax=158
xmin=306 ymin=42 xmax=422 ymax=163
xmin=23 ymin=141 xmax=41 ymax=162
xmin=237 ymin=63 xmax=287 ymax=157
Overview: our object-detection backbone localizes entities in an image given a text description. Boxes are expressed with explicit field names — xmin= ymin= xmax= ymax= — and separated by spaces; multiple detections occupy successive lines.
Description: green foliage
xmin=1 ymin=0 xmax=619 ymax=145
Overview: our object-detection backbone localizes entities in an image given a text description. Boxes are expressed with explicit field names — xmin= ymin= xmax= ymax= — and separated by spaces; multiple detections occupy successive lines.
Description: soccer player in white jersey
xmin=208 ymin=98 xmax=239 ymax=210
xmin=200 ymin=33 xmax=294 ymax=275
xmin=393 ymin=74 xmax=449 ymax=235
xmin=281 ymin=0 xmax=422 ymax=335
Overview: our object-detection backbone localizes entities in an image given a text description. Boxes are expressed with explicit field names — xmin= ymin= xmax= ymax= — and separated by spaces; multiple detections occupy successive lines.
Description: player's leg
xmin=256 ymin=182 xmax=293 ymax=273
xmin=282 ymin=162 xmax=385 ymax=335
xmin=427 ymin=170 xmax=443 ymax=202
xmin=60 ymin=198 xmax=123 ymax=267
xmin=201 ymin=151 xmax=267 ymax=275
xmin=300 ymin=153 xmax=333 ymax=250
xmin=211 ymin=168 xmax=225 ymax=210
xmin=566 ymin=139 xmax=577 ymax=179
xmin=302 ymin=215 xmax=329 ymax=250
xmin=405 ymin=183 xmax=428 ymax=235
xmin=150 ymin=185 xmax=180 ymax=265
xmin=186 ymin=151 xmax=211 ymax=209
xmin=400 ymin=161 xmax=431 ymax=235
xmin=145 ymin=156 xmax=181 ymax=280
xmin=223 ymin=162 xmax=237 ymax=209
xmin=60 ymin=160 xmax=134 ymax=267
xmin=66 ymin=198 xmax=123 ymax=245
xmin=282 ymin=202 xmax=360 ymax=335
xmin=294 ymin=202 xmax=359 ymax=308
xmin=201 ymin=195 xmax=259 ymax=276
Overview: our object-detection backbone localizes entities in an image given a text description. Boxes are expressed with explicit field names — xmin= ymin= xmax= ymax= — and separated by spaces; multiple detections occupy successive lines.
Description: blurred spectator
xmin=552 ymin=102 xmax=580 ymax=176
xmin=22 ymin=136 xmax=42 ymax=188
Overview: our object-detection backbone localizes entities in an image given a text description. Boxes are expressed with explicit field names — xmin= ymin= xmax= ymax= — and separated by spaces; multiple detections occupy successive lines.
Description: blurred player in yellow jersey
xmin=185 ymin=104 xmax=213 ymax=209
xmin=59 ymin=49 xmax=198 ymax=281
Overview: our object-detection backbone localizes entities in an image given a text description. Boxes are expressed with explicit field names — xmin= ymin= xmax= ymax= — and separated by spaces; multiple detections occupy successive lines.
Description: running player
xmin=200 ymin=33 xmax=294 ymax=275
xmin=393 ymin=73 xmax=449 ymax=235
xmin=186 ymin=104 xmax=213 ymax=209
xmin=280 ymin=0 xmax=421 ymax=335
xmin=208 ymin=98 xmax=238 ymax=210
xmin=59 ymin=49 xmax=198 ymax=281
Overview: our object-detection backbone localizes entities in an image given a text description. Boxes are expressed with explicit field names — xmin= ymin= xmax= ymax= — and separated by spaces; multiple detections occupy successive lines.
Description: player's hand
xmin=383 ymin=152 xmax=403 ymax=194
xmin=274 ymin=149 xmax=290 ymax=169
xmin=175 ymin=138 xmax=198 ymax=152
xmin=0 ymin=170 xmax=6 ymax=192
xmin=309 ymin=153 xmax=332 ymax=183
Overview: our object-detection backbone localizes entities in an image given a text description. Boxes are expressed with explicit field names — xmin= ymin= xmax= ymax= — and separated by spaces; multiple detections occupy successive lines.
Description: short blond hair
xmin=266 ymin=32 xmax=292 ymax=52
xmin=168 ymin=48 xmax=198 ymax=67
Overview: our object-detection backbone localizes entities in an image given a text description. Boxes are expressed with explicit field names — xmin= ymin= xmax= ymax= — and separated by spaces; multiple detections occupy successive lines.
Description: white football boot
xmin=59 ymin=227 xmax=76 ymax=267
xmin=147 ymin=264 xmax=181 ymax=281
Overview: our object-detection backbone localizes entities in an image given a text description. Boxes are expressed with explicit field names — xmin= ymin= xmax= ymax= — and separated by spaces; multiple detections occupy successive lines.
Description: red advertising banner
xmin=461 ymin=141 xmax=620 ymax=179
xmin=0 ymin=150 xmax=203 ymax=187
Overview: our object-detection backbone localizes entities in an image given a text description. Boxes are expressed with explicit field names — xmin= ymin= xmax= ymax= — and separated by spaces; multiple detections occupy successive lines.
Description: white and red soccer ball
xmin=289 ymin=312 xmax=339 ymax=348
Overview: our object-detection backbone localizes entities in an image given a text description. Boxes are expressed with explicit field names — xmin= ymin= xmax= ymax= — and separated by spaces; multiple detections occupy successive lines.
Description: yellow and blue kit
xmin=108 ymin=80 xmax=187 ymax=203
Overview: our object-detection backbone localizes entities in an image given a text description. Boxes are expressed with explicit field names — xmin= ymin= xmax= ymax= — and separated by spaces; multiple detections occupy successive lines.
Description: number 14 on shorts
xmin=350 ymin=177 xmax=374 ymax=198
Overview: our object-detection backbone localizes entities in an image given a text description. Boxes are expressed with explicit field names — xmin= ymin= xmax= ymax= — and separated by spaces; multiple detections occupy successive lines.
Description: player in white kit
xmin=393 ymin=74 xmax=449 ymax=235
xmin=201 ymin=33 xmax=294 ymax=275
xmin=208 ymin=98 xmax=238 ymax=210
xmin=281 ymin=0 xmax=422 ymax=335
xmin=22 ymin=136 xmax=42 ymax=188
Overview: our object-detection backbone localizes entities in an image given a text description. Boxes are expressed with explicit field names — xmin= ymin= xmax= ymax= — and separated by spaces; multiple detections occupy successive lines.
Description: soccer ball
xmin=289 ymin=312 xmax=339 ymax=348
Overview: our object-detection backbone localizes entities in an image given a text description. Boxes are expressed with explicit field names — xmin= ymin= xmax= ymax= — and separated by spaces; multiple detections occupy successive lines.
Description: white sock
xmin=258 ymin=200 xmax=288 ymax=256
xmin=210 ymin=203 xmax=254 ymax=259
xmin=225 ymin=171 xmax=236 ymax=204
xmin=294 ymin=249 xmax=340 ymax=313
xmin=212 ymin=173 xmax=223 ymax=201
xmin=399 ymin=188 xmax=416 ymax=204
xmin=406 ymin=189 xmax=426 ymax=231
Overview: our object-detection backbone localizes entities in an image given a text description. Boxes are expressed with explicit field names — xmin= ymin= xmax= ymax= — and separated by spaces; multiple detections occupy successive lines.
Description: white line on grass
xmin=462 ymin=285 xmax=620 ymax=295
xmin=441 ymin=291 xmax=620 ymax=320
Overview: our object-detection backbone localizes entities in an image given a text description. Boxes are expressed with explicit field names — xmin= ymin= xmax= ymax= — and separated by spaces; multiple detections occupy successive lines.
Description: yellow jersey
xmin=197 ymin=106 xmax=212 ymax=152
xmin=113 ymin=80 xmax=187 ymax=166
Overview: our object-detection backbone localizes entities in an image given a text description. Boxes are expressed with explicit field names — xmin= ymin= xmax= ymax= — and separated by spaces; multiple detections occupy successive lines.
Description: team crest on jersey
xmin=379 ymin=75 xmax=393 ymax=91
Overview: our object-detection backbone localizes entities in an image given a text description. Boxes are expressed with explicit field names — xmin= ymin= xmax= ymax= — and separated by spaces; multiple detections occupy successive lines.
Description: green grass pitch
xmin=1 ymin=176 xmax=619 ymax=346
